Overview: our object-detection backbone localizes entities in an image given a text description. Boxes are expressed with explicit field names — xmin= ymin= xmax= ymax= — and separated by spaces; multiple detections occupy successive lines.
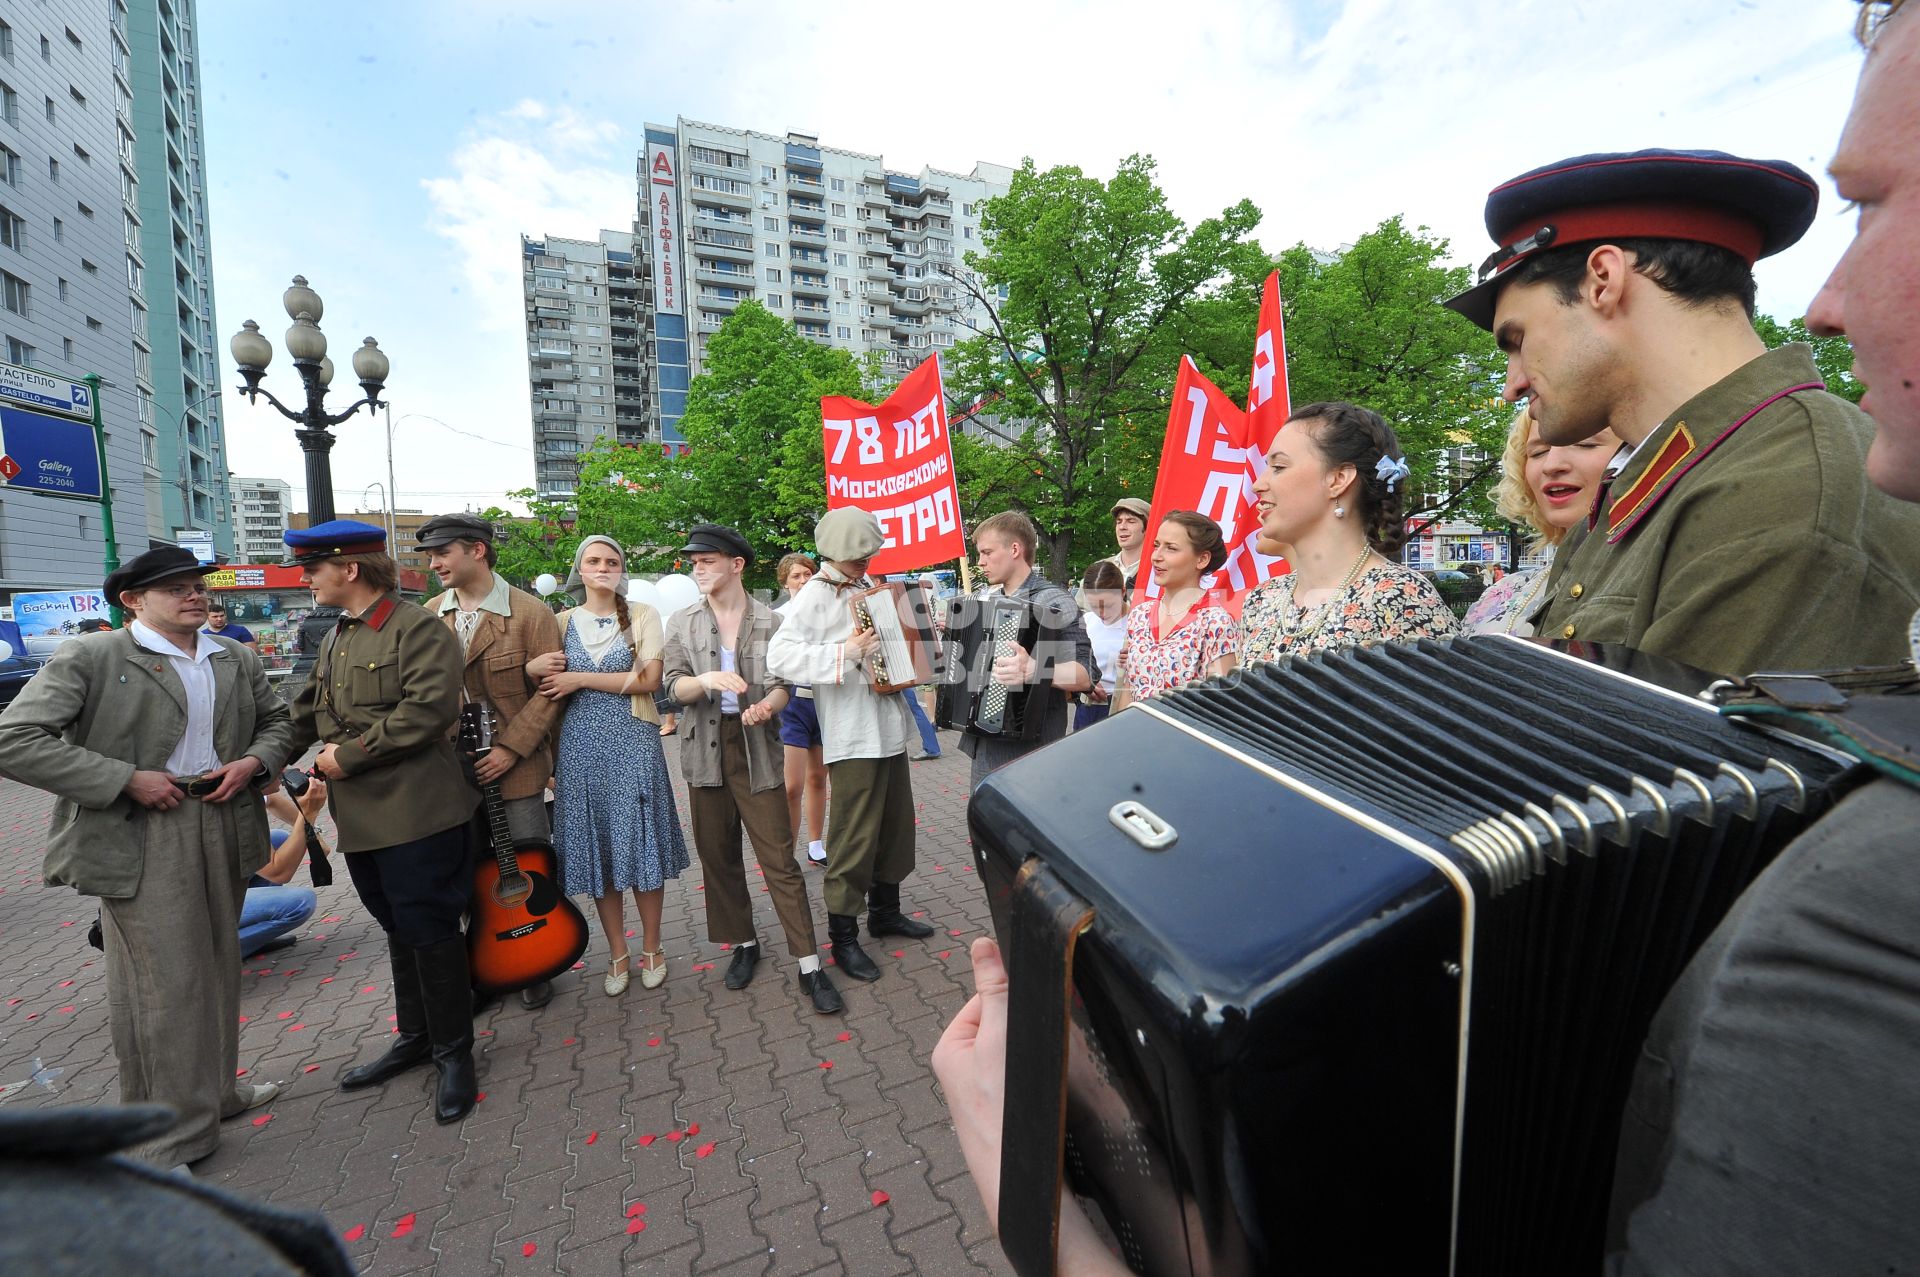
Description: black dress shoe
xmin=827 ymin=913 xmax=882 ymax=982
xmin=723 ymin=945 xmax=761 ymax=990
xmin=519 ymin=979 xmax=554 ymax=1009
xmin=800 ymin=969 xmax=844 ymax=1015
xmin=867 ymin=881 xmax=936 ymax=939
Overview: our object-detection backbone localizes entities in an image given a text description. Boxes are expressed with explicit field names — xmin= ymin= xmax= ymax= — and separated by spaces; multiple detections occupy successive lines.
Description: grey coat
xmin=663 ymin=595 xmax=790 ymax=792
xmin=0 ymin=628 xmax=296 ymax=898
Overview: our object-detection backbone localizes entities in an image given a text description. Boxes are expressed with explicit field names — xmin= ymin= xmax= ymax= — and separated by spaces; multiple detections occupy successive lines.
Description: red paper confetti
xmin=342 ymin=1225 xmax=365 ymax=1242
xmin=304 ymin=1064 xmax=321 ymax=1073
xmin=287 ymin=1023 xmax=305 ymax=1032
xmin=337 ymin=951 xmax=357 ymax=961
xmin=238 ymin=1015 xmax=250 ymax=1023
xmin=584 ymin=1131 xmax=598 ymax=1145
xmin=647 ymin=1037 xmax=661 ymax=1047
xmin=638 ymin=1134 xmax=656 ymax=1147
xmin=278 ymin=1011 xmax=295 ymax=1019
xmin=7 ymin=999 xmax=20 ymax=1006
xmin=687 ymin=1123 xmax=700 ymax=1136
xmin=236 ymin=1068 xmax=248 ymax=1077
xmin=626 ymin=1202 xmax=647 ymax=1217
xmin=939 ymin=951 xmax=952 ymax=959
xmin=57 ymin=980 xmax=73 ymax=988
xmin=892 ymin=951 xmax=904 ymax=958
xmin=720 ymin=943 xmax=731 ymax=951
xmin=665 ymin=1131 xmax=684 ymax=1143
xmin=563 ymin=1037 xmax=576 ymax=1046
xmin=322 ymin=915 xmax=341 ymax=923
xmin=626 ymin=1217 xmax=647 ymax=1234
xmin=60 ymin=921 xmax=74 ymax=927
xmin=571 ymin=962 xmax=585 ymax=970
xmin=390 ymin=1212 xmax=416 ymax=1238
xmin=912 ymin=911 xmax=925 ymax=918
xmin=949 ymin=930 xmax=963 ymax=937
xmin=837 ymin=1031 xmax=852 ymax=1042
xmin=932 ymin=864 xmax=945 ymax=872
xmin=252 ymin=1113 xmax=273 ymax=1127
xmin=694 ymin=1141 xmax=716 ymax=1158
xmin=522 ymin=1242 xmax=537 ymax=1257
xmin=475 ymin=1092 xmax=487 ymax=1103
xmin=819 ymin=1060 xmax=834 ymax=1070
xmin=871 ymin=1190 xmax=891 ymax=1207
xmin=360 ymin=986 xmax=376 ymax=994
xmin=57 ymin=1005 xmax=74 ymax=1014
xmin=319 ymin=977 xmax=333 ymax=984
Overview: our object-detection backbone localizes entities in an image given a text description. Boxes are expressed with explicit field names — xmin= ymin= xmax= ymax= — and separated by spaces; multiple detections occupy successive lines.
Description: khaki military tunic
xmin=287 ymin=592 xmax=477 ymax=852
xmin=1538 ymin=345 xmax=1920 ymax=677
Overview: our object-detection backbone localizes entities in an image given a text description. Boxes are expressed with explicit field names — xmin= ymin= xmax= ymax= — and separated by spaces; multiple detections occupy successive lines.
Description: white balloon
xmin=626 ymin=578 xmax=663 ymax=612
xmin=653 ymin=573 xmax=701 ymax=616
xmin=532 ymin=573 xmax=559 ymax=597
xmin=0 ymin=638 xmax=12 ymax=662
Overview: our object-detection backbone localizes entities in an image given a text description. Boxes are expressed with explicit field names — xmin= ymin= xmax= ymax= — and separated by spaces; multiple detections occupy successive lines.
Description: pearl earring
xmin=1333 ymin=504 xmax=1346 ymax=518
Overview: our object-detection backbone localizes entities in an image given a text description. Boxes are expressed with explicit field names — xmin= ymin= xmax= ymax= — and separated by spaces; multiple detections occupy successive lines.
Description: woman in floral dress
xmin=529 ymin=535 xmax=689 ymax=997
xmin=1112 ymin=511 xmax=1239 ymax=707
xmin=1240 ymin=401 xmax=1459 ymax=663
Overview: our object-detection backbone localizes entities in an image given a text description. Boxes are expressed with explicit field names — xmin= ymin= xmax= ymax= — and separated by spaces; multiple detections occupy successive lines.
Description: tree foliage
xmin=473 ymin=488 xmax=578 ymax=589
xmin=940 ymin=154 xmax=1268 ymax=581
xmin=1753 ymin=313 xmax=1862 ymax=403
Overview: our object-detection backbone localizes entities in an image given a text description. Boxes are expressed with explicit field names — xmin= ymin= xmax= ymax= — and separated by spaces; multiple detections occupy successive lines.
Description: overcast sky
xmin=200 ymin=0 xmax=1871 ymax=517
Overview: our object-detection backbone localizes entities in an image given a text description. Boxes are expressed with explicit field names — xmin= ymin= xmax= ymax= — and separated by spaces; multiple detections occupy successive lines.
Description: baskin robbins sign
xmin=0 ymin=360 xmax=102 ymax=501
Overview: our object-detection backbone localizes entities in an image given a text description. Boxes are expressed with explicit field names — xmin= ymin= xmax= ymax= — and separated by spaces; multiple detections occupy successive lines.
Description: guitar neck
xmin=480 ymin=774 xmax=518 ymax=875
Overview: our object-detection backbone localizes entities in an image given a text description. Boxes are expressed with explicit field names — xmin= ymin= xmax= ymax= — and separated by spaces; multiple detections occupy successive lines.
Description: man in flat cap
xmin=1447 ymin=147 xmax=1920 ymax=675
xmin=664 ymin=523 xmax=843 ymax=1015
xmin=767 ymin=508 xmax=936 ymax=982
xmin=0 ymin=546 xmax=295 ymax=1169
xmin=1098 ymin=497 xmax=1151 ymax=597
xmin=1606 ymin=7 xmax=1920 ymax=1271
xmin=281 ymin=520 xmax=481 ymax=1125
xmin=418 ymin=512 xmax=564 ymax=1010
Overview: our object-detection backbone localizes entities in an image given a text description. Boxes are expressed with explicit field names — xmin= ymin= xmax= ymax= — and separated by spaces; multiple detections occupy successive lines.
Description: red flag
xmin=1216 ymin=270 xmax=1294 ymax=601
xmin=1135 ymin=357 xmax=1254 ymax=612
xmin=820 ymin=355 xmax=966 ymax=575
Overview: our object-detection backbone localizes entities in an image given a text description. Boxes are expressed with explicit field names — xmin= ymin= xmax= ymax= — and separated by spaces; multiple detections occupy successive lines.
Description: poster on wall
xmin=11 ymin=589 xmax=112 ymax=656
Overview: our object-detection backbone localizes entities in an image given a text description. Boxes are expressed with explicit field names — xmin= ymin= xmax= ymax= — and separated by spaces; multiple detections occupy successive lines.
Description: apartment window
xmin=0 ymin=83 xmax=15 ymax=125
xmin=124 ymin=255 xmax=140 ymax=289
xmin=964 ymin=226 xmax=974 ymax=239
xmin=766 ymin=294 xmax=783 ymax=309
xmin=81 ymin=258 xmax=97 ymax=274
xmin=762 ymin=216 xmax=778 ymax=232
xmin=7 ymin=336 xmax=33 ymax=364
xmin=831 ymin=202 xmax=846 ymax=218
xmin=86 ymin=316 xmax=101 ymax=330
xmin=0 ymin=206 xmax=19 ymax=251
xmin=62 ymin=336 xmax=73 ymax=359
xmin=833 ymin=228 xmax=847 ymax=243
xmin=836 ymin=300 xmax=850 ymax=315
xmin=2 ymin=271 xmax=29 ymax=316
xmin=56 ymin=278 xmax=68 ymax=301
xmin=764 ymin=267 xmax=781 ymax=282
xmin=69 ymin=86 xmax=87 ymax=109
xmin=66 ymin=27 xmax=83 ymax=52
xmin=47 ymin=157 xmax=58 ymax=183
xmin=761 ymin=164 xmax=777 ymax=181
xmin=834 ymin=253 xmax=848 ymax=267
xmin=963 ymin=203 xmax=976 ymax=215
xmin=764 ymin=243 xmax=780 ymax=258
xmin=77 ymin=201 xmax=92 ymax=218
xmin=830 ymin=177 xmax=845 ymax=192
xmin=45 ymin=95 xmax=55 ymax=122
xmin=760 ymin=192 xmax=777 ymax=209
xmin=51 ymin=216 xmax=62 ymax=240
xmin=837 ymin=326 xmax=851 ymax=339
xmin=0 ymin=22 xmax=12 ymax=60
xmin=72 ymin=143 xmax=90 ymax=164
xmin=38 ymin=35 xmax=50 ymax=61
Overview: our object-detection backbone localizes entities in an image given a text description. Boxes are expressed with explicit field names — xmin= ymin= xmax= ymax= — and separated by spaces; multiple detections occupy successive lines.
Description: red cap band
xmin=1496 ymin=201 xmax=1766 ymax=275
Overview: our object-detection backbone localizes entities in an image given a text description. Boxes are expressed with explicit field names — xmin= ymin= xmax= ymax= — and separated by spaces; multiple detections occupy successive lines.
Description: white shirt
xmin=765 ymin=565 xmax=911 ymax=764
xmin=1083 ymin=610 xmax=1127 ymax=694
xmin=130 ymin=618 xmax=223 ymax=775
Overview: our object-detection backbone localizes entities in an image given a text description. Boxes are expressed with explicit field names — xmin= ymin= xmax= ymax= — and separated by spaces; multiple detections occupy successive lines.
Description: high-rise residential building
xmin=230 ymin=474 xmax=290 ymax=563
xmin=520 ymin=229 xmax=645 ymax=501
xmin=0 ymin=0 xmax=149 ymax=596
xmin=521 ymin=120 xmax=1014 ymax=500
xmin=124 ymin=0 xmax=230 ymax=558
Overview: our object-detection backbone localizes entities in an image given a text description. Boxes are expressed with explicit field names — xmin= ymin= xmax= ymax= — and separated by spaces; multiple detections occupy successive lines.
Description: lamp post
xmin=227 ymin=275 xmax=390 ymax=522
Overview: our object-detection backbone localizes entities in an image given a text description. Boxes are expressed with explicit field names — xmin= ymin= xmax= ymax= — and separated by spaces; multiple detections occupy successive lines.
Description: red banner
xmin=821 ymin=354 xmax=965 ymax=574
xmin=1133 ymin=273 xmax=1296 ymax=616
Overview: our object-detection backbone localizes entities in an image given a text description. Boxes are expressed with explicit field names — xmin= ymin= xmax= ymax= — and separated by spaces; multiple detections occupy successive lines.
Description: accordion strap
xmin=1713 ymin=665 xmax=1920 ymax=791
xmin=999 ymin=857 xmax=1096 ymax=1277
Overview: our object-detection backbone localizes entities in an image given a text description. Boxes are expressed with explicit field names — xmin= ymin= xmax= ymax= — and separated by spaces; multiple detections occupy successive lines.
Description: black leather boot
xmin=799 ymin=968 xmax=844 ymax=1015
xmin=866 ymin=881 xmax=935 ymax=939
xmin=827 ymin=912 xmax=882 ymax=982
xmin=414 ymin=937 xmax=478 ymax=1125
xmin=341 ymin=944 xmax=431 ymax=1091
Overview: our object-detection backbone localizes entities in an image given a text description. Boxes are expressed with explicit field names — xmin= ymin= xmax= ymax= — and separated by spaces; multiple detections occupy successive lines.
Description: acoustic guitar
xmin=460 ymin=702 xmax=589 ymax=996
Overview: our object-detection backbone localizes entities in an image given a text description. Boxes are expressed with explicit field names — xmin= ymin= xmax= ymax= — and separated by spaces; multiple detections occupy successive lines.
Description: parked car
xmin=0 ymin=650 xmax=45 ymax=710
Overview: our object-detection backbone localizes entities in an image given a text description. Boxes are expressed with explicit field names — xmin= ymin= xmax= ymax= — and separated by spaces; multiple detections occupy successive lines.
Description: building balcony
xmin=793 ymin=301 xmax=830 ymax=317
xmin=696 ymin=262 xmax=755 ymax=285
xmin=791 ymin=274 xmax=830 ymax=298
xmin=689 ymin=184 xmax=752 ymax=209
xmin=786 ymin=172 xmax=824 ymax=194
xmin=698 ymin=291 xmax=743 ymax=311
xmin=790 ymin=248 xmax=828 ymax=266
xmin=892 ymin=292 xmax=930 ymax=315
xmin=691 ymin=236 xmax=755 ymax=262
xmin=789 ymin=226 xmax=827 ymax=243
xmin=693 ymin=210 xmax=753 ymax=230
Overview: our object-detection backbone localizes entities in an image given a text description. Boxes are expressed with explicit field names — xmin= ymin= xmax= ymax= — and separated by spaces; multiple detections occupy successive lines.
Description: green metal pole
xmin=85 ymin=373 xmax=122 ymax=626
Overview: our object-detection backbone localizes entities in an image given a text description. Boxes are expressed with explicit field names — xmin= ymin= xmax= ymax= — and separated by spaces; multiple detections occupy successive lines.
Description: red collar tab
xmin=362 ymin=596 xmax=399 ymax=631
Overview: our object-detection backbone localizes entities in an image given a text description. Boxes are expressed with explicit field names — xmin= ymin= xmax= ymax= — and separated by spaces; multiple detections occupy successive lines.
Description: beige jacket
xmin=436 ymin=574 xmax=563 ymax=801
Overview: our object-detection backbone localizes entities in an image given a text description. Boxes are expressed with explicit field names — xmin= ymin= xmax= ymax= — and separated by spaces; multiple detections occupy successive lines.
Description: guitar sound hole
xmin=493 ymin=871 xmax=533 ymax=909
xmin=522 ymin=873 xmax=560 ymax=917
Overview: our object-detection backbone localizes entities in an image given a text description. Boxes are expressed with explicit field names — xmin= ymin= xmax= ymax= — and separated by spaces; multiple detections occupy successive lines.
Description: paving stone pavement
xmin=0 ymin=725 xmax=1013 ymax=1276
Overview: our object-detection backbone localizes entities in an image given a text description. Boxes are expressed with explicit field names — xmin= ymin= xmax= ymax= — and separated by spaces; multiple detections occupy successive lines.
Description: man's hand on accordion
xmin=990 ymin=642 xmax=1037 ymax=687
xmin=845 ymin=627 xmax=880 ymax=662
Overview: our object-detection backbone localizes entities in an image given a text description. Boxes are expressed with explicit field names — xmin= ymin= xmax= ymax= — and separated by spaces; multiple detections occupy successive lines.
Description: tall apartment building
xmin=520 ymin=229 xmax=646 ymax=501
xmin=230 ymin=474 xmax=290 ymax=562
xmin=125 ymin=0 xmax=229 ymax=558
xmin=0 ymin=1 xmax=149 ymax=595
xmin=522 ymin=120 xmax=1013 ymax=500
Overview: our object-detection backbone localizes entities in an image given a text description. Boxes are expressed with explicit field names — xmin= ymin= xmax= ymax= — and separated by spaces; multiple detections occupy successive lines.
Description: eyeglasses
xmin=153 ymin=582 xmax=211 ymax=599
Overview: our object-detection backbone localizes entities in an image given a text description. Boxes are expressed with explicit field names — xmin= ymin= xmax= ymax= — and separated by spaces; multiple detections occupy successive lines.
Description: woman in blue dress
xmin=529 ymin=535 xmax=689 ymax=997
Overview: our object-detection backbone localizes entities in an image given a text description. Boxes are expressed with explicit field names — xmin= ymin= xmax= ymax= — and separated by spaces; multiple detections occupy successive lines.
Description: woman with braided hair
xmin=529 ymin=535 xmax=688 ymax=996
xmin=1240 ymin=401 xmax=1458 ymax=664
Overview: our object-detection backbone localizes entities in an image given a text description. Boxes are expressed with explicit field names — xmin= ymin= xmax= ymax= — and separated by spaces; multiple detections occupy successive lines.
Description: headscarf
xmin=562 ymin=535 xmax=628 ymax=605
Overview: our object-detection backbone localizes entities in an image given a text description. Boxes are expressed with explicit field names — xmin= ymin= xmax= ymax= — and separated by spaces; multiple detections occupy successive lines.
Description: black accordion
xmin=969 ymin=636 xmax=1862 ymax=1276
xmin=936 ymin=591 xmax=1047 ymax=740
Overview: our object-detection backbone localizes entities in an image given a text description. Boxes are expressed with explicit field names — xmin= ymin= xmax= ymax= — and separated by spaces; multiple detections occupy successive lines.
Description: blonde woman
xmin=529 ymin=536 xmax=688 ymax=995
xmin=1463 ymin=406 xmax=1621 ymax=635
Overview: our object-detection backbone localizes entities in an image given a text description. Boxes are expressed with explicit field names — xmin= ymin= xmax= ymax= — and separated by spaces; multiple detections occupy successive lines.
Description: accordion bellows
xmin=970 ymin=636 xmax=1859 ymax=1277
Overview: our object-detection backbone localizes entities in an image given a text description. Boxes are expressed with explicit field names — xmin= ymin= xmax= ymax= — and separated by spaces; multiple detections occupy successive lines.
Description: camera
xmin=281 ymin=766 xmax=312 ymax=798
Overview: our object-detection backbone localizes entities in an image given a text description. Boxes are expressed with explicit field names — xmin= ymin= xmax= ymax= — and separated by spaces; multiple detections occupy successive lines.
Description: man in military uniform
xmin=1445 ymin=147 xmax=1920 ymax=676
xmin=417 ymin=511 xmax=564 ymax=1010
xmin=282 ymin=520 xmax=481 ymax=1125
xmin=1604 ymin=10 xmax=1920 ymax=1270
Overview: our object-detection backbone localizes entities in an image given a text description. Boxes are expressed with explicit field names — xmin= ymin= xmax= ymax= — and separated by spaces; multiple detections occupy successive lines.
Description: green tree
xmin=1276 ymin=216 xmax=1513 ymax=525
xmin=1753 ymin=313 xmax=1862 ymax=402
xmin=475 ymin=488 xmax=577 ymax=590
xmin=569 ymin=302 xmax=873 ymax=586
xmin=941 ymin=154 xmax=1267 ymax=581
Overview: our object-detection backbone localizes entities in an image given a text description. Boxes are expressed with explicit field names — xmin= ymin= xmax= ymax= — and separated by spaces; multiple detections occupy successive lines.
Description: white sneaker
xmin=235 ymin=1081 xmax=280 ymax=1112
xmin=807 ymin=841 xmax=828 ymax=864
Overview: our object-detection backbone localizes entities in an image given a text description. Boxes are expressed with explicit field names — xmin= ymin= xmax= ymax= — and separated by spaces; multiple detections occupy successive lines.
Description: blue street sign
xmin=0 ymin=403 xmax=104 ymax=500
xmin=0 ymin=363 xmax=92 ymax=420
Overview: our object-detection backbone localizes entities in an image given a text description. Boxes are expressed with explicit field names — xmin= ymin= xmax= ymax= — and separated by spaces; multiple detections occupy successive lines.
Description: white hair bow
xmin=1374 ymin=455 xmax=1412 ymax=492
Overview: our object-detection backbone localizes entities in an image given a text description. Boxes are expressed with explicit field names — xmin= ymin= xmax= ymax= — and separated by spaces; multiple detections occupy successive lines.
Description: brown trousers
xmin=688 ymin=716 xmax=819 ymax=959
xmin=823 ymin=752 xmax=916 ymax=916
xmin=101 ymin=797 xmax=251 ymax=1167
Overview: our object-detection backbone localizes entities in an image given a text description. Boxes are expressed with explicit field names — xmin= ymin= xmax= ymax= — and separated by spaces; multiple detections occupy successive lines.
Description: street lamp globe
xmin=317 ymin=356 xmax=335 ymax=388
xmin=282 ymin=274 xmax=324 ymax=324
xmin=351 ymin=337 xmax=390 ymax=389
xmin=285 ymin=311 xmax=327 ymax=364
xmin=230 ymin=319 xmax=273 ymax=373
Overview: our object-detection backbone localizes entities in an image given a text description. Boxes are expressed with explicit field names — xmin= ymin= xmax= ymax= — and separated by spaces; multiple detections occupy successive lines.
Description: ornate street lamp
xmin=229 ymin=276 xmax=390 ymax=522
